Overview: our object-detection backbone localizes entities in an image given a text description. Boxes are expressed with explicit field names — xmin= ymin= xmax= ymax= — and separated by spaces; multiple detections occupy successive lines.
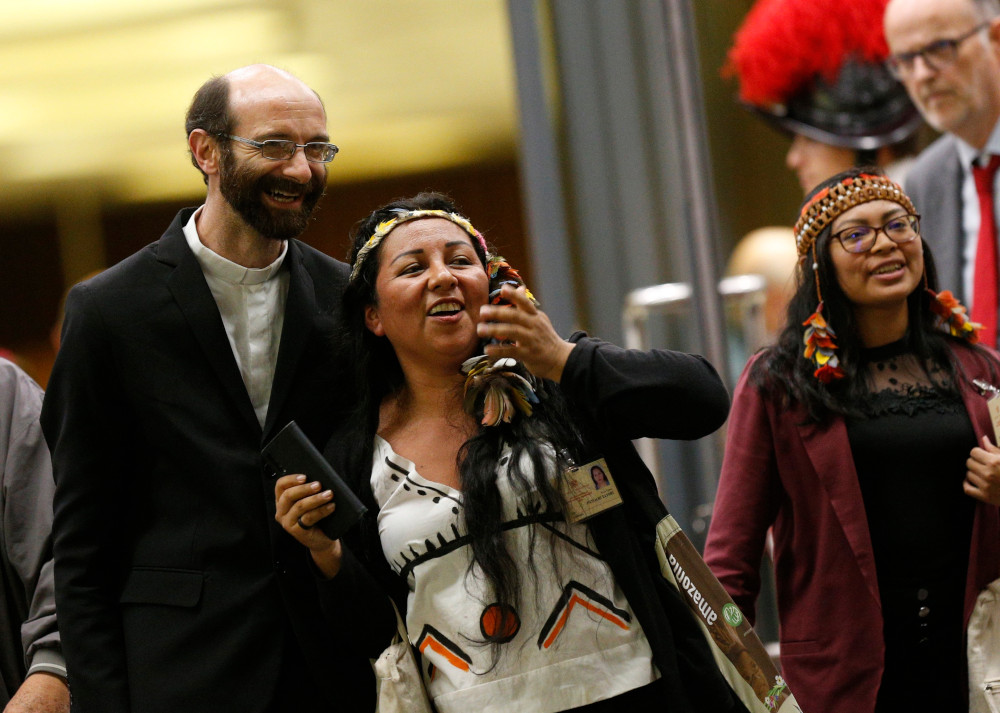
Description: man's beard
xmin=219 ymin=149 xmax=326 ymax=242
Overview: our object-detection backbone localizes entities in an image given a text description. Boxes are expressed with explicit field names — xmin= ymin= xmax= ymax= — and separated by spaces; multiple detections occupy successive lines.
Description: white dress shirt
xmin=183 ymin=208 xmax=289 ymax=427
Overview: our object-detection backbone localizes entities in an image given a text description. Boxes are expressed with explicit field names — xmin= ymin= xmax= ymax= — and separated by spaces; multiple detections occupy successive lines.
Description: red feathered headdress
xmin=727 ymin=0 xmax=891 ymax=106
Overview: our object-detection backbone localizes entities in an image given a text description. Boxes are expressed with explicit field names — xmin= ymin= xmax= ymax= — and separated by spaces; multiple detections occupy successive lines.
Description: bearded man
xmin=40 ymin=65 xmax=374 ymax=713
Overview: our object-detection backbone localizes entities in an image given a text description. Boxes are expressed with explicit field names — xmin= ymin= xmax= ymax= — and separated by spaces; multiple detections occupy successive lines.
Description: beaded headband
xmin=349 ymin=209 xmax=489 ymax=282
xmin=350 ymin=206 xmax=542 ymax=426
xmin=792 ymin=174 xmax=916 ymax=258
xmin=795 ymin=172 xmax=979 ymax=383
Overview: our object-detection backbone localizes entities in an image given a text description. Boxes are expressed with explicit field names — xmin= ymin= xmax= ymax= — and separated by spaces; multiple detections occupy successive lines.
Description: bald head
xmin=184 ymin=64 xmax=326 ymax=181
xmin=884 ymin=0 xmax=1000 ymax=148
xmin=726 ymin=227 xmax=798 ymax=285
xmin=726 ymin=227 xmax=798 ymax=336
xmin=224 ymin=64 xmax=325 ymax=116
xmin=226 ymin=64 xmax=302 ymax=84
xmin=884 ymin=0 xmax=994 ymax=32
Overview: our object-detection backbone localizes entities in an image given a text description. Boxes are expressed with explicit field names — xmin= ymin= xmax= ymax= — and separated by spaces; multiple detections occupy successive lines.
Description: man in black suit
xmin=41 ymin=64 xmax=374 ymax=713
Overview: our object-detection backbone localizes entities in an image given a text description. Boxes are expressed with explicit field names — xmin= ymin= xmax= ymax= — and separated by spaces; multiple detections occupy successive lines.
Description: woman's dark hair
xmin=343 ymin=192 xmax=586 ymax=663
xmin=751 ymin=166 xmax=990 ymax=422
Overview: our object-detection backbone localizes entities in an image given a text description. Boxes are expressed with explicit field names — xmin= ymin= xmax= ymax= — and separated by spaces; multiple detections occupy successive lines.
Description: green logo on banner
xmin=722 ymin=602 xmax=743 ymax=627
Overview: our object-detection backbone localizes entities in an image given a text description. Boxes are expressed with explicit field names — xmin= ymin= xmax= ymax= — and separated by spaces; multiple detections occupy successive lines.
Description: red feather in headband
xmin=726 ymin=0 xmax=892 ymax=107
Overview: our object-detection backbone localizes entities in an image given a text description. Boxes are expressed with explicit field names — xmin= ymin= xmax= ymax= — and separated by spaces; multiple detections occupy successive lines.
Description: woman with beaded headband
xmin=273 ymin=192 xmax=751 ymax=713
xmin=704 ymin=167 xmax=1000 ymax=713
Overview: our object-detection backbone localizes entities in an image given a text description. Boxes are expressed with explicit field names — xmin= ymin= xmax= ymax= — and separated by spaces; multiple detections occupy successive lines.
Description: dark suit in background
xmin=904 ymin=135 xmax=965 ymax=297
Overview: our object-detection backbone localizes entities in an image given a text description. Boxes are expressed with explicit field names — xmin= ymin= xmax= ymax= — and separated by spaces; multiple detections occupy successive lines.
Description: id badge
xmin=560 ymin=457 xmax=623 ymax=524
xmin=974 ymin=379 xmax=1000 ymax=444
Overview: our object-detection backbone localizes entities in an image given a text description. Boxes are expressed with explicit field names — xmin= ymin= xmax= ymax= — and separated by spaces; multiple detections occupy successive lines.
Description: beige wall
xmin=694 ymin=0 xmax=804 ymax=257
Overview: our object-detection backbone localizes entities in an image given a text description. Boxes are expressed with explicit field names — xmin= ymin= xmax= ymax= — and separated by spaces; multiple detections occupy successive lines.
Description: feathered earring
xmin=802 ymin=244 xmax=845 ymax=383
xmin=487 ymin=255 xmax=537 ymax=305
xmin=803 ymin=304 xmax=844 ymax=383
xmin=461 ymin=255 xmax=541 ymax=427
xmin=461 ymin=356 xmax=539 ymax=427
xmin=927 ymin=287 xmax=981 ymax=343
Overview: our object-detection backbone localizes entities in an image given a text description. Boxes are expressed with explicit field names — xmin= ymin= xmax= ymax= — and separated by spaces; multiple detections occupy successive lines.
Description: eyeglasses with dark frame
xmin=886 ymin=22 xmax=989 ymax=79
xmin=831 ymin=214 xmax=921 ymax=254
xmin=221 ymin=134 xmax=339 ymax=163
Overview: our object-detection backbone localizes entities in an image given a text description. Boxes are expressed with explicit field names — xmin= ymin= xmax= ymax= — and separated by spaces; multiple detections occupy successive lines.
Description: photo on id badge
xmin=562 ymin=457 xmax=622 ymax=524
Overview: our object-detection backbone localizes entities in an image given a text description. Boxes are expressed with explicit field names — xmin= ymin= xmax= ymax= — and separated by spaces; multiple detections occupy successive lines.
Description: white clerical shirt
xmin=183 ymin=208 xmax=289 ymax=427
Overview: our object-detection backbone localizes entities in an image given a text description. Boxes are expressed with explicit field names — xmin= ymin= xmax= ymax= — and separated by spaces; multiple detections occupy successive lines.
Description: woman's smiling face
xmin=828 ymin=199 xmax=924 ymax=316
xmin=364 ymin=218 xmax=489 ymax=372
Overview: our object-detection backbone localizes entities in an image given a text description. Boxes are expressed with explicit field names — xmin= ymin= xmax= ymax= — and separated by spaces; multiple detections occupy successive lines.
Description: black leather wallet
xmin=262 ymin=421 xmax=367 ymax=540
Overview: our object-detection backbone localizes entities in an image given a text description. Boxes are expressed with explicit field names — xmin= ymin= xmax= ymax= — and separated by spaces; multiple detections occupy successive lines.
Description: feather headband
xmin=793 ymin=173 xmax=915 ymax=258
xmin=349 ymin=209 xmax=488 ymax=282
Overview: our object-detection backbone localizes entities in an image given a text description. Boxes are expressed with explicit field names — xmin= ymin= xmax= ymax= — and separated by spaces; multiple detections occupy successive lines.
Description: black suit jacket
xmin=41 ymin=208 xmax=372 ymax=713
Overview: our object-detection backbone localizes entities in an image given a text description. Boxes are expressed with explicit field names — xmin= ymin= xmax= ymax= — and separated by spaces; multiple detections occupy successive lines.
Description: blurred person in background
xmin=0 ymin=356 xmax=68 ymax=713
xmin=724 ymin=226 xmax=800 ymax=382
xmin=725 ymin=227 xmax=800 ymax=342
xmin=728 ymin=0 xmax=924 ymax=194
xmin=885 ymin=0 xmax=1000 ymax=349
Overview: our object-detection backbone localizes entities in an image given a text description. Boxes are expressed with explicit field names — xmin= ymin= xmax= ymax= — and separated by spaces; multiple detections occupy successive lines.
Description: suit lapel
xmin=957 ymin=350 xmax=994 ymax=441
xmin=928 ymin=139 xmax=964 ymax=300
xmin=797 ymin=416 xmax=881 ymax=607
xmin=158 ymin=214 xmax=261 ymax=437
xmin=263 ymin=240 xmax=316 ymax=438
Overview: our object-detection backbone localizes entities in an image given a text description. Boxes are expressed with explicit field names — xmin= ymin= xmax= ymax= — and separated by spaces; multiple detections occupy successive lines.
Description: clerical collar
xmin=182 ymin=206 xmax=288 ymax=286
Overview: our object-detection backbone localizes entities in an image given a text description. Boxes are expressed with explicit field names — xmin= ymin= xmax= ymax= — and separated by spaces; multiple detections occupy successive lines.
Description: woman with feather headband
xmin=273 ymin=192 xmax=750 ymax=713
xmin=704 ymin=167 xmax=1000 ymax=713
xmin=727 ymin=0 xmax=924 ymax=193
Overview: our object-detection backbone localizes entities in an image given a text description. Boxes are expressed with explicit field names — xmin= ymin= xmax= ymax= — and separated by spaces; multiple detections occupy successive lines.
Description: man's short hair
xmin=184 ymin=75 xmax=233 ymax=183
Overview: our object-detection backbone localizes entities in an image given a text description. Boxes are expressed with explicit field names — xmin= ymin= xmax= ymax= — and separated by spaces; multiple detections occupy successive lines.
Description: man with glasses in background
xmin=41 ymin=65 xmax=377 ymax=713
xmin=885 ymin=0 xmax=1000 ymax=346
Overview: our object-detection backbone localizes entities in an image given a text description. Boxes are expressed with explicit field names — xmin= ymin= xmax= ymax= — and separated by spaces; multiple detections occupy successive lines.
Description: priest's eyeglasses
xmin=222 ymin=134 xmax=339 ymax=163
xmin=831 ymin=214 xmax=921 ymax=254
xmin=886 ymin=23 xmax=989 ymax=79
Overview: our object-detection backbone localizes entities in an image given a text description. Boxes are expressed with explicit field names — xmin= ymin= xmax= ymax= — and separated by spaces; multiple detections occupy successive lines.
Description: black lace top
xmin=846 ymin=338 xmax=975 ymax=710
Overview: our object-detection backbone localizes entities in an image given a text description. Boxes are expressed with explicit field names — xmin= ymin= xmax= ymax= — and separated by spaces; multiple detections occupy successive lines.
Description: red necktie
xmin=972 ymin=154 xmax=1000 ymax=347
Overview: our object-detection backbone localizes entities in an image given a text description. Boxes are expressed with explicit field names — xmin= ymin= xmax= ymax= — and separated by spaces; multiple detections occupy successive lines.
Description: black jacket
xmin=42 ymin=209 xmax=370 ymax=713
xmin=321 ymin=334 xmax=750 ymax=713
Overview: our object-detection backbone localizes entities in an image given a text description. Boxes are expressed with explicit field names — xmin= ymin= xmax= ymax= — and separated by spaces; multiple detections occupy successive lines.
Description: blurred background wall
xmin=0 ymin=0 xmax=801 ymax=387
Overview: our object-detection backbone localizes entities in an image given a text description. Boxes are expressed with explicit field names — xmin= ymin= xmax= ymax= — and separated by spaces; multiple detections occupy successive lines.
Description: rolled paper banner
xmin=655 ymin=515 xmax=801 ymax=713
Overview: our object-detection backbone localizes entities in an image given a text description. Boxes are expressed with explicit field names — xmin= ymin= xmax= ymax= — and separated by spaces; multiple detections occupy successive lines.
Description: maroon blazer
xmin=704 ymin=344 xmax=1000 ymax=713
